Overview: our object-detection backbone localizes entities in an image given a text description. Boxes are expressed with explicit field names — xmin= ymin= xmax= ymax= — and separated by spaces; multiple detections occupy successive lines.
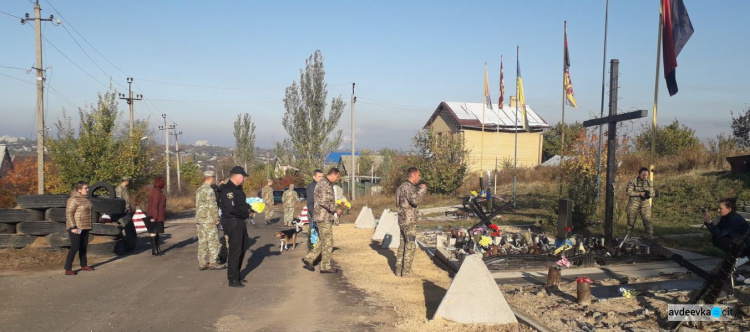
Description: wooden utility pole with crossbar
xmin=158 ymin=115 xmax=174 ymax=193
xmin=118 ymin=78 xmax=142 ymax=136
xmin=170 ymin=125 xmax=183 ymax=192
xmin=21 ymin=1 xmax=59 ymax=194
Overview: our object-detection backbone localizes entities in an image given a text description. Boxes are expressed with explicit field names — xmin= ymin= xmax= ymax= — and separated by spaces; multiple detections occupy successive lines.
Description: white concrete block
xmin=372 ymin=211 xmax=397 ymax=241
xmin=434 ymin=254 xmax=518 ymax=326
xmin=355 ymin=206 xmax=376 ymax=229
xmin=381 ymin=221 xmax=401 ymax=249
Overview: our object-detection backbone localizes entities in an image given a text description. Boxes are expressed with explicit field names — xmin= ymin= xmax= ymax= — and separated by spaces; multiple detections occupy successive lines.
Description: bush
xmin=635 ymin=119 xmax=699 ymax=156
xmin=731 ymin=107 xmax=750 ymax=148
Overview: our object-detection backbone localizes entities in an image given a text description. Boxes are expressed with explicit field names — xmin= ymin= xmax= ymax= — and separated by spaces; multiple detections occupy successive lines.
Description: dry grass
xmin=333 ymin=224 xmax=521 ymax=331
xmin=340 ymin=194 xmax=462 ymax=223
xmin=166 ymin=194 xmax=196 ymax=216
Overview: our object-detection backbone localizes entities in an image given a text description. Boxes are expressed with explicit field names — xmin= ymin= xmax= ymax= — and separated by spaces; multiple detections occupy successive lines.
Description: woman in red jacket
xmin=145 ymin=177 xmax=167 ymax=256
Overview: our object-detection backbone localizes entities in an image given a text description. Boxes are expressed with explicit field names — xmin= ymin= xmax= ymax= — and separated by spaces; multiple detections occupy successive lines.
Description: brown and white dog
xmin=275 ymin=228 xmax=297 ymax=252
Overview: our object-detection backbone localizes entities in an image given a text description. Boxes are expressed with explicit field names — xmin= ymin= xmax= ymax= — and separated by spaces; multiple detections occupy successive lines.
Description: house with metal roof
xmin=424 ymin=98 xmax=550 ymax=172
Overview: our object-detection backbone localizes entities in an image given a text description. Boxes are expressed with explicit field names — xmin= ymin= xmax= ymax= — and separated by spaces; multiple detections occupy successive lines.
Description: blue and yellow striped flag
xmin=517 ymin=56 xmax=529 ymax=131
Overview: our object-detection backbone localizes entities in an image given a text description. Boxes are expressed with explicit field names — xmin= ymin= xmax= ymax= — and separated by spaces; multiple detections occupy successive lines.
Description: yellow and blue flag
xmin=516 ymin=56 xmax=529 ymax=131
xmin=484 ymin=63 xmax=493 ymax=110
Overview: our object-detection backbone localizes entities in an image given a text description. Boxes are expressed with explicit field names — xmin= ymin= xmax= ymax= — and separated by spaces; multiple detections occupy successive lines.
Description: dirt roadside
xmin=0 ymin=211 xmax=397 ymax=331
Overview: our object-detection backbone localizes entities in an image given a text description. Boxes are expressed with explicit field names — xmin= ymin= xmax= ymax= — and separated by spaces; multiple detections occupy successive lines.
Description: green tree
xmin=180 ymin=161 xmax=203 ymax=190
xmin=542 ymin=121 xmax=584 ymax=161
xmin=233 ymin=113 xmax=256 ymax=171
xmin=378 ymin=148 xmax=397 ymax=181
xmin=282 ymin=50 xmax=346 ymax=179
xmin=731 ymin=107 xmax=750 ymax=148
xmin=358 ymin=149 xmax=374 ymax=176
xmin=48 ymin=89 xmax=160 ymax=193
xmin=410 ymin=129 xmax=469 ymax=195
xmin=635 ymin=119 xmax=698 ymax=156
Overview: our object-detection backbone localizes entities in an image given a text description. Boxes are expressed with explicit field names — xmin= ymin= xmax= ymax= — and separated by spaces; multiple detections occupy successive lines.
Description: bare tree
xmin=282 ymin=50 xmax=345 ymax=178
xmin=233 ymin=113 xmax=256 ymax=170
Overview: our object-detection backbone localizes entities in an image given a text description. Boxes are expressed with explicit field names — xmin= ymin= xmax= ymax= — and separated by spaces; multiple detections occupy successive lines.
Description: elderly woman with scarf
xmin=145 ymin=177 xmax=167 ymax=256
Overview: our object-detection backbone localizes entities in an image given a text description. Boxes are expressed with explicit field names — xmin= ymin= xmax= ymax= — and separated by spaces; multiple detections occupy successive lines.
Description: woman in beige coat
xmin=64 ymin=181 xmax=94 ymax=275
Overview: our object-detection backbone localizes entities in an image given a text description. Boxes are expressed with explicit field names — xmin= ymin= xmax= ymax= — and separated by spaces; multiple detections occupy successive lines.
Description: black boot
xmin=155 ymin=234 xmax=164 ymax=256
xmin=150 ymin=235 xmax=157 ymax=255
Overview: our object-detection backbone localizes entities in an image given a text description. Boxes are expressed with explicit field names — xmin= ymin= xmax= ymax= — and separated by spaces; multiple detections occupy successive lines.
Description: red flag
xmin=662 ymin=0 xmax=693 ymax=96
xmin=498 ymin=58 xmax=504 ymax=109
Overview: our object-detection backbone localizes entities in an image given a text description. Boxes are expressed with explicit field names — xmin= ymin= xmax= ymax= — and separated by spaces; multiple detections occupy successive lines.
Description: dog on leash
xmin=275 ymin=228 xmax=297 ymax=252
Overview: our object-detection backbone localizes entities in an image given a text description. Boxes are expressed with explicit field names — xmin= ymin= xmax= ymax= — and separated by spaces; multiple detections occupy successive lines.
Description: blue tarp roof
xmin=326 ymin=151 xmax=358 ymax=164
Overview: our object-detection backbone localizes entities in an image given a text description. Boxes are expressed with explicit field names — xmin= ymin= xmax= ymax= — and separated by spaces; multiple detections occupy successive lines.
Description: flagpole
xmin=560 ymin=21 xmax=567 ymax=196
xmin=595 ymin=0 xmax=610 ymax=200
xmin=513 ymin=46 xmax=519 ymax=208
xmin=650 ymin=0 xmax=663 ymax=201
xmin=482 ymin=62 xmax=486 ymax=180
xmin=495 ymin=60 xmax=499 ymax=195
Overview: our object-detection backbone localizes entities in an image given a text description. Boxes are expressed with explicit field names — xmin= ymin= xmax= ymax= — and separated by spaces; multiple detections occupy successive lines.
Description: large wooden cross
xmin=582 ymin=59 xmax=648 ymax=246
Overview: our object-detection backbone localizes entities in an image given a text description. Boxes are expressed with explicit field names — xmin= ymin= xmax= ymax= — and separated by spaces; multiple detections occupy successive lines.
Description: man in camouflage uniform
xmin=261 ymin=180 xmax=274 ymax=224
xmin=115 ymin=176 xmax=132 ymax=213
xmin=396 ymin=167 xmax=427 ymax=277
xmin=282 ymin=184 xmax=297 ymax=226
xmin=195 ymin=171 xmax=224 ymax=270
xmin=625 ymin=167 xmax=655 ymax=238
xmin=302 ymin=168 xmax=342 ymax=273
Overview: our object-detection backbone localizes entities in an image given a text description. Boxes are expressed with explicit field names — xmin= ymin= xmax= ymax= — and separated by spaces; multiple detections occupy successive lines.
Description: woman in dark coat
xmin=702 ymin=198 xmax=750 ymax=259
xmin=146 ymin=177 xmax=167 ymax=256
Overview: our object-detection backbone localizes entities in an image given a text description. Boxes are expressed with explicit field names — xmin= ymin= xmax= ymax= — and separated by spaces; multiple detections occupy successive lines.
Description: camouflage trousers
xmin=626 ymin=199 xmax=653 ymax=237
xmin=283 ymin=207 xmax=294 ymax=226
xmin=196 ymin=223 xmax=221 ymax=265
xmin=304 ymin=221 xmax=334 ymax=270
xmin=396 ymin=223 xmax=418 ymax=275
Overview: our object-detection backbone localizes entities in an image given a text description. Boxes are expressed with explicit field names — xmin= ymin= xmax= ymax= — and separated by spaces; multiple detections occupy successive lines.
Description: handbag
xmin=310 ymin=221 xmax=319 ymax=247
xmin=132 ymin=208 xmax=148 ymax=234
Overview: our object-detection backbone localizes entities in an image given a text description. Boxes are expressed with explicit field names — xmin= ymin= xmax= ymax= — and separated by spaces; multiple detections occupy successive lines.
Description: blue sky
xmin=0 ymin=0 xmax=747 ymax=150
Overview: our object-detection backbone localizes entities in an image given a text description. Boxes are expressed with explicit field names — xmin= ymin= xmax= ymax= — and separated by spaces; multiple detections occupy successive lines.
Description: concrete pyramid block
xmin=381 ymin=221 xmax=401 ymax=249
xmin=372 ymin=211 xmax=397 ymax=241
xmin=355 ymin=206 xmax=376 ymax=229
xmin=376 ymin=208 xmax=390 ymax=226
xmin=434 ymin=254 xmax=518 ymax=325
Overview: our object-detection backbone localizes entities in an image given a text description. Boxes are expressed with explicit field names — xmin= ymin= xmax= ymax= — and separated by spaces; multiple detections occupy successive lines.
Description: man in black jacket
xmin=219 ymin=166 xmax=253 ymax=288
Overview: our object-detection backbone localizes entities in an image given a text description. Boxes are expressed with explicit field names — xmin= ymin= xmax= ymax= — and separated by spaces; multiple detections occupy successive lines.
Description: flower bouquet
xmin=246 ymin=197 xmax=266 ymax=213
xmin=336 ymin=196 xmax=351 ymax=213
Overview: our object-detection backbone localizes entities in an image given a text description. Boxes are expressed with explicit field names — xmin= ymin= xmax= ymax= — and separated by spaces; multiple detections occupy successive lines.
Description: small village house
xmin=423 ymin=99 xmax=550 ymax=173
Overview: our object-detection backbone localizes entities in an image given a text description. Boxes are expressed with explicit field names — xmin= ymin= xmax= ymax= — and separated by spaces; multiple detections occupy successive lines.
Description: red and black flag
xmin=662 ymin=0 xmax=694 ymax=96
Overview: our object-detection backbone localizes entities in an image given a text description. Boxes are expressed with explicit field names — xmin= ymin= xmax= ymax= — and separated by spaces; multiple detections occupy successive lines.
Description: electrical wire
xmin=0 ymin=10 xmax=23 ymax=20
xmin=0 ymin=72 xmax=35 ymax=85
xmin=44 ymin=0 xmax=129 ymax=77
xmin=0 ymin=65 xmax=28 ymax=71
xmin=58 ymin=21 xmax=127 ymax=90
xmin=41 ymin=35 xmax=109 ymax=88
xmin=147 ymin=98 xmax=282 ymax=104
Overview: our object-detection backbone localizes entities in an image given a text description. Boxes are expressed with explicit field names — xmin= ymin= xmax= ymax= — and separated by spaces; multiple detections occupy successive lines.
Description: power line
xmin=134 ymin=77 xmax=352 ymax=91
xmin=0 ymin=65 xmax=28 ymax=71
xmin=147 ymin=98 xmax=281 ymax=104
xmin=41 ymin=35 xmax=109 ymax=88
xmin=0 ymin=72 xmax=35 ymax=85
xmin=0 ymin=10 xmax=23 ymax=20
xmin=44 ymin=0 xmax=129 ymax=77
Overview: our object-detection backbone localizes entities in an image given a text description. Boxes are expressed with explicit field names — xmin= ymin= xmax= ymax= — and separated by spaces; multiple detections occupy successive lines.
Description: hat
xmin=230 ymin=166 xmax=248 ymax=177
xmin=122 ymin=176 xmax=131 ymax=181
xmin=203 ymin=171 xmax=215 ymax=177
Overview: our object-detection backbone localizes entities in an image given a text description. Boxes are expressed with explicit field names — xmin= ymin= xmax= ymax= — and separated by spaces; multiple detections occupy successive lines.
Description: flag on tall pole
xmin=564 ymin=25 xmax=578 ymax=108
xmin=662 ymin=0 xmax=693 ymax=96
xmin=516 ymin=52 xmax=529 ymax=132
xmin=499 ymin=56 xmax=504 ymax=109
xmin=484 ymin=63 xmax=493 ymax=110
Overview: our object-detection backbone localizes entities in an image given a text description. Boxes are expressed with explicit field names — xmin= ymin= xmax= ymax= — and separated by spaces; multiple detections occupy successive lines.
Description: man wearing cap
xmin=219 ymin=166 xmax=253 ymax=288
xmin=115 ymin=176 xmax=132 ymax=213
xmin=196 ymin=171 xmax=225 ymax=271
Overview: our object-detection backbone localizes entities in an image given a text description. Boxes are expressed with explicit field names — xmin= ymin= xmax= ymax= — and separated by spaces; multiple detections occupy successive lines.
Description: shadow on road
xmin=163 ymin=235 xmax=197 ymax=254
xmin=240 ymin=243 xmax=280 ymax=278
xmin=369 ymin=242 xmax=397 ymax=274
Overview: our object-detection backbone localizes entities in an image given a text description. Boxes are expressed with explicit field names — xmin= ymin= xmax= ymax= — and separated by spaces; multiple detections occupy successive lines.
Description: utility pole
xmin=170 ymin=124 xmax=183 ymax=192
xmin=21 ymin=1 xmax=59 ymax=194
xmin=158 ymin=114 xmax=174 ymax=193
xmin=350 ymin=83 xmax=356 ymax=201
xmin=118 ymin=77 xmax=142 ymax=136
xmin=266 ymin=151 xmax=270 ymax=179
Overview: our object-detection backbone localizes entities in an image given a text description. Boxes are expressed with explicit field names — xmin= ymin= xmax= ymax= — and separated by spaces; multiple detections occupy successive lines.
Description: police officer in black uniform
xmin=219 ymin=166 xmax=253 ymax=288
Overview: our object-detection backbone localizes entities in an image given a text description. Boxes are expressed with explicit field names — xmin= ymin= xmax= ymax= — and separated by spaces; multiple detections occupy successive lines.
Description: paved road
xmin=0 ymin=211 xmax=395 ymax=331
